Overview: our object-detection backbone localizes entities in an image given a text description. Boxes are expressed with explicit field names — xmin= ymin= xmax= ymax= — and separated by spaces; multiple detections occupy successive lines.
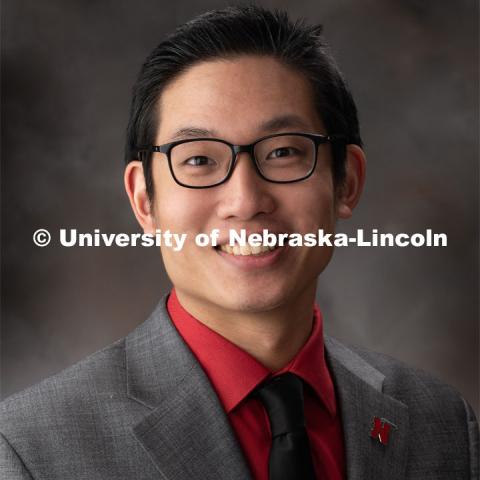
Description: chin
xmin=215 ymin=284 xmax=292 ymax=314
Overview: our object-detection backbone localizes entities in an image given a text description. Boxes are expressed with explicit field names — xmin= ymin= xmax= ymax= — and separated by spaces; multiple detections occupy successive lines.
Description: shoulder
xmin=326 ymin=337 xmax=479 ymax=477
xmin=327 ymin=336 xmax=479 ymax=470
xmin=1 ymin=317 xmax=177 ymax=480
xmin=0 ymin=337 xmax=129 ymax=434
xmin=0 ymin=335 xmax=158 ymax=479
xmin=325 ymin=335 xmax=478 ymax=432
xmin=326 ymin=335 xmax=470 ymax=405
xmin=0 ymin=294 xmax=174 ymax=447
xmin=349 ymin=342 xmax=470 ymax=409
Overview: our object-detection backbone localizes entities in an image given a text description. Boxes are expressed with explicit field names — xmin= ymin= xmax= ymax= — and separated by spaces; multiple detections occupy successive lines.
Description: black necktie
xmin=253 ymin=372 xmax=316 ymax=480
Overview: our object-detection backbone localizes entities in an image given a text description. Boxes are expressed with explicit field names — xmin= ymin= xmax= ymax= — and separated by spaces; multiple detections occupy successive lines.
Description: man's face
xmin=149 ymin=55 xmax=342 ymax=315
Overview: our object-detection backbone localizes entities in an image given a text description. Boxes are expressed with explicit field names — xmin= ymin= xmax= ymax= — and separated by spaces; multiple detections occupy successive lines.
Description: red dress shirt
xmin=167 ymin=288 xmax=345 ymax=479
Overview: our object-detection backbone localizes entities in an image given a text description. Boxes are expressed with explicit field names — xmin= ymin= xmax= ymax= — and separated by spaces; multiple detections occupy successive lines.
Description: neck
xmin=174 ymin=286 xmax=317 ymax=371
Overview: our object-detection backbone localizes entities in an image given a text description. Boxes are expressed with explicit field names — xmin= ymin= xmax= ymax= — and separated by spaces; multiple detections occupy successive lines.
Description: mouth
xmin=213 ymin=240 xmax=286 ymax=271
xmin=215 ymin=243 xmax=279 ymax=256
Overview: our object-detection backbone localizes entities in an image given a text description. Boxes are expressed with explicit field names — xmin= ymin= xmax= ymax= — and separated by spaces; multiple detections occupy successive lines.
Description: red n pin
xmin=370 ymin=417 xmax=395 ymax=445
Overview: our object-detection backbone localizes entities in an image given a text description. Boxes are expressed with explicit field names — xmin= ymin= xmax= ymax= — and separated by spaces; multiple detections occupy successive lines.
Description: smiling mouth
xmin=216 ymin=244 xmax=279 ymax=256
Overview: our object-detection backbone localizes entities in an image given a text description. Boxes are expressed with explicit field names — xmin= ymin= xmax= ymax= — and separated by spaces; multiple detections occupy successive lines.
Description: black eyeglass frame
xmin=137 ymin=132 xmax=347 ymax=189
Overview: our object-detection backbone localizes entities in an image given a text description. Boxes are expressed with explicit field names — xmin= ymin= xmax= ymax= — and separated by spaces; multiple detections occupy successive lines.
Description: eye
xmin=185 ymin=156 xmax=215 ymax=166
xmin=266 ymin=147 xmax=299 ymax=159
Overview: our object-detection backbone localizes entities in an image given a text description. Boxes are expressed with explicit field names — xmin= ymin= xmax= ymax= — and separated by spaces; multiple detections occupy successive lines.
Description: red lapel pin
xmin=370 ymin=416 xmax=397 ymax=445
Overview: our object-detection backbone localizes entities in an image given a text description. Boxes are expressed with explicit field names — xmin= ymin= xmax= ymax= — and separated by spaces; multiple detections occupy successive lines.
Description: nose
xmin=215 ymin=151 xmax=276 ymax=221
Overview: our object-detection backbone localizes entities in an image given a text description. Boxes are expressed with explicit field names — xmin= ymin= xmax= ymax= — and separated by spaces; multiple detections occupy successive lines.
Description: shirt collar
xmin=167 ymin=288 xmax=336 ymax=417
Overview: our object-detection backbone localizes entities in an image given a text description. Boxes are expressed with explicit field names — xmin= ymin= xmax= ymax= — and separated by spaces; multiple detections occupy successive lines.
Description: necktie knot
xmin=254 ymin=373 xmax=306 ymax=437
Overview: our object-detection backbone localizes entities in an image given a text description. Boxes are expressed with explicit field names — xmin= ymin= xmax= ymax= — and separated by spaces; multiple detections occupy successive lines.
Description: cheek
xmin=154 ymin=193 xmax=197 ymax=232
xmin=283 ymin=178 xmax=336 ymax=233
xmin=152 ymin=187 xmax=209 ymax=283
xmin=151 ymin=165 xmax=204 ymax=233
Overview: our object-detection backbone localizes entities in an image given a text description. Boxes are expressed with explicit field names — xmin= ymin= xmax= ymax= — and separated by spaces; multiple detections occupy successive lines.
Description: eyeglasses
xmin=137 ymin=132 xmax=346 ymax=189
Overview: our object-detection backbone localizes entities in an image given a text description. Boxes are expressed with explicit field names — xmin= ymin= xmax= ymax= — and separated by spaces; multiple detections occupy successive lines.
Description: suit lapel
xmin=325 ymin=337 xmax=409 ymax=480
xmin=126 ymin=295 xmax=252 ymax=480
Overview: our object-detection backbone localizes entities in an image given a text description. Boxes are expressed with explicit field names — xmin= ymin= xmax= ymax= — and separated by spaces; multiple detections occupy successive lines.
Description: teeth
xmin=219 ymin=243 xmax=277 ymax=256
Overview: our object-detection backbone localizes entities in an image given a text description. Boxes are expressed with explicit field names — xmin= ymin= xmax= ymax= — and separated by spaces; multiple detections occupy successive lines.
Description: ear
xmin=124 ymin=161 xmax=156 ymax=233
xmin=335 ymin=144 xmax=366 ymax=219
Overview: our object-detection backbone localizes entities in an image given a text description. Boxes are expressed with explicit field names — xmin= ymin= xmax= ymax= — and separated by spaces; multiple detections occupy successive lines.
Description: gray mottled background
xmin=1 ymin=0 xmax=478 ymax=414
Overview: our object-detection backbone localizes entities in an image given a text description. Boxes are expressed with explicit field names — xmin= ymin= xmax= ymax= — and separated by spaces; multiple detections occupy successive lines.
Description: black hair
xmin=125 ymin=4 xmax=362 ymax=199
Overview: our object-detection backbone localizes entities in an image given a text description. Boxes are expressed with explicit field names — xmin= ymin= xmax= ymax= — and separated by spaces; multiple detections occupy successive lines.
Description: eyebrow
xmin=168 ymin=114 xmax=313 ymax=142
xmin=170 ymin=127 xmax=215 ymax=141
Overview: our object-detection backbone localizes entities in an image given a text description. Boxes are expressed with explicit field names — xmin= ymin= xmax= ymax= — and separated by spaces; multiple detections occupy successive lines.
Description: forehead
xmin=156 ymin=55 xmax=324 ymax=142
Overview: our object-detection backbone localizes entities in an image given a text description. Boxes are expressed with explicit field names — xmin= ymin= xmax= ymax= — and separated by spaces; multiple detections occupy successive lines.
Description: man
xmin=1 ymin=5 xmax=478 ymax=480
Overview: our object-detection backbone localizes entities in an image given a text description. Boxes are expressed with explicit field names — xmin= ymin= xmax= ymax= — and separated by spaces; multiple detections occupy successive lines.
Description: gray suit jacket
xmin=1 ymin=295 xmax=478 ymax=479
